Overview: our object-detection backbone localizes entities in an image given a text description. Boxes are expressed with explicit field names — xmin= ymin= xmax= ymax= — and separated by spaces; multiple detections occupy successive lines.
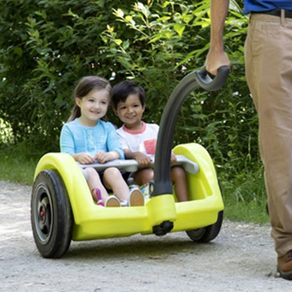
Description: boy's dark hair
xmin=112 ymin=81 xmax=146 ymax=110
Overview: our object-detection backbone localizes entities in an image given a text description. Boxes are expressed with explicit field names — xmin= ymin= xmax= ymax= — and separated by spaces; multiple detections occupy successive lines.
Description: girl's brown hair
xmin=68 ymin=76 xmax=112 ymax=122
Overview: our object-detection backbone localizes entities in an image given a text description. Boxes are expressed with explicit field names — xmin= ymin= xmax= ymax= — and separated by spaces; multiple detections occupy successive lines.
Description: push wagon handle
xmin=195 ymin=66 xmax=230 ymax=91
xmin=152 ymin=66 xmax=229 ymax=197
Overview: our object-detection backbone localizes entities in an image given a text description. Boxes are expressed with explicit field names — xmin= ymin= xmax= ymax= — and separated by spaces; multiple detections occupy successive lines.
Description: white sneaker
xmin=128 ymin=189 xmax=144 ymax=206
xmin=105 ymin=195 xmax=121 ymax=207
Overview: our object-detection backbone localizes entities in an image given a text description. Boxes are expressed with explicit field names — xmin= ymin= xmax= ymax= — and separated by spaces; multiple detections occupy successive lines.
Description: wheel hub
xmin=38 ymin=197 xmax=51 ymax=236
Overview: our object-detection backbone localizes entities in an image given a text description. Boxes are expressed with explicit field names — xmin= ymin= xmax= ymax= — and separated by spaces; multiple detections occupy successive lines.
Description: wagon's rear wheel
xmin=186 ymin=210 xmax=223 ymax=243
xmin=31 ymin=169 xmax=73 ymax=258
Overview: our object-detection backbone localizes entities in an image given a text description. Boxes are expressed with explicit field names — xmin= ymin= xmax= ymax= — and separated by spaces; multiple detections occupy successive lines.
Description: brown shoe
xmin=128 ymin=189 xmax=144 ymax=206
xmin=105 ymin=196 xmax=121 ymax=207
xmin=277 ymin=250 xmax=292 ymax=280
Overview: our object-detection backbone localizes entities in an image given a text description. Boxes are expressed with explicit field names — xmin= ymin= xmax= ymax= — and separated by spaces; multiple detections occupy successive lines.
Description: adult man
xmin=205 ymin=0 xmax=292 ymax=280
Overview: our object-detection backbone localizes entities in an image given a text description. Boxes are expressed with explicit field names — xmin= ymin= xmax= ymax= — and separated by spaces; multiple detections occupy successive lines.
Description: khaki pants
xmin=245 ymin=11 xmax=292 ymax=257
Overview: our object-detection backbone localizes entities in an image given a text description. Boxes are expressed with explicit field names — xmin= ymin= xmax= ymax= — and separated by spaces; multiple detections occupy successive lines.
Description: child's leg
xmin=85 ymin=168 xmax=109 ymax=202
xmin=171 ymin=166 xmax=189 ymax=202
xmin=132 ymin=168 xmax=154 ymax=185
xmin=103 ymin=167 xmax=144 ymax=206
xmin=102 ymin=167 xmax=129 ymax=201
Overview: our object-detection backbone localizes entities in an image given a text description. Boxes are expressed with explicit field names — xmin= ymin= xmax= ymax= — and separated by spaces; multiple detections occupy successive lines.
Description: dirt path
xmin=0 ymin=180 xmax=291 ymax=292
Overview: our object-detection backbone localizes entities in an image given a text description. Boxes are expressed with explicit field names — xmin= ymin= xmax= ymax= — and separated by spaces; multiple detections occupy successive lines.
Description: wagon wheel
xmin=31 ymin=169 xmax=73 ymax=258
xmin=186 ymin=210 xmax=223 ymax=243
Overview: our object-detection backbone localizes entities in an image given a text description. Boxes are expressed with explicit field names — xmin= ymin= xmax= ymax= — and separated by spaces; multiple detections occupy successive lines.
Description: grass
xmin=223 ymin=197 xmax=269 ymax=224
xmin=0 ymin=152 xmax=37 ymax=185
xmin=0 ymin=148 xmax=269 ymax=224
xmin=219 ymin=169 xmax=269 ymax=224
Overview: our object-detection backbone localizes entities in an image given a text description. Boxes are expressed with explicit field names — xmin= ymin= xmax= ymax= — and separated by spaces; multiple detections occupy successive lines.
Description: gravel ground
xmin=1 ymin=179 xmax=291 ymax=292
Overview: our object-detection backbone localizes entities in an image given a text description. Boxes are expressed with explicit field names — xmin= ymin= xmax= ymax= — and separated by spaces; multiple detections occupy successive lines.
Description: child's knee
xmin=84 ymin=168 xmax=100 ymax=182
xmin=104 ymin=167 xmax=121 ymax=179
xmin=133 ymin=168 xmax=153 ymax=185
xmin=171 ymin=166 xmax=186 ymax=179
xmin=144 ymin=169 xmax=154 ymax=182
xmin=86 ymin=167 xmax=98 ymax=177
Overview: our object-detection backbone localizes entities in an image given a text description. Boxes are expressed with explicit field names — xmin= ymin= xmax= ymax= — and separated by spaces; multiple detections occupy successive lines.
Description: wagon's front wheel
xmin=31 ymin=169 xmax=73 ymax=258
xmin=186 ymin=211 xmax=223 ymax=243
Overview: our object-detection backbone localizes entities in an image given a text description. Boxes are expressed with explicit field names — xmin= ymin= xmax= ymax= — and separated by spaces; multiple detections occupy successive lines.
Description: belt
xmin=251 ymin=9 xmax=292 ymax=19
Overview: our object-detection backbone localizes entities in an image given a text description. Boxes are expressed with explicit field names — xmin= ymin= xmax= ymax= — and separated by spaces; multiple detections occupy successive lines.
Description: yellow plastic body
xmin=34 ymin=143 xmax=223 ymax=241
xmin=172 ymin=143 xmax=224 ymax=231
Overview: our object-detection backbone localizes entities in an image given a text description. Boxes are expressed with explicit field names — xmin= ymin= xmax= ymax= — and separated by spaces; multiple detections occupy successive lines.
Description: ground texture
xmin=1 ymin=180 xmax=291 ymax=292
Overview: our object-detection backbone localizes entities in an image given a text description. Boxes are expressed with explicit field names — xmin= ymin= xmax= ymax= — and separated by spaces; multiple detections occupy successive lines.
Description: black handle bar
xmin=195 ymin=66 xmax=230 ymax=91
xmin=151 ymin=66 xmax=229 ymax=197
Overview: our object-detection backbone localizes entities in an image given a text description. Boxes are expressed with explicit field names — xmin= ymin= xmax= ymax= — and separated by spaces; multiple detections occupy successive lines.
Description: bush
xmin=0 ymin=0 xmax=264 ymax=204
xmin=0 ymin=0 xmax=133 ymax=155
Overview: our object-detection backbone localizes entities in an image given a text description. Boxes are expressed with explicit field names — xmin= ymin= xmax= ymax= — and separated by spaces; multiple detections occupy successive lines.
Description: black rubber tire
xmin=186 ymin=210 xmax=223 ymax=243
xmin=31 ymin=169 xmax=73 ymax=258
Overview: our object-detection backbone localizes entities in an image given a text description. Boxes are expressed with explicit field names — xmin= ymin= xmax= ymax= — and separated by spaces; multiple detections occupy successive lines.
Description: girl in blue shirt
xmin=60 ymin=76 xmax=144 ymax=207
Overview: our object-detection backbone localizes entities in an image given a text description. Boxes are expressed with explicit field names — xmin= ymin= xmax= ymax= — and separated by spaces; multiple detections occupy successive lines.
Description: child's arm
xmin=106 ymin=122 xmax=125 ymax=160
xmin=124 ymin=149 xmax=152 ymax=166
xmin=171 ymin=150 xmax=177 ymax=164
xmin=60 ymin=124 xmax=96 ymax=164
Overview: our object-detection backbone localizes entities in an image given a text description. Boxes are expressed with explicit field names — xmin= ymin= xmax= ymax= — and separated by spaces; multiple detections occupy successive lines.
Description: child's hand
xmin=170 ymin=152 xmax=177 ymax=164
xmin=134 ymin=152 xmax=153 ymax=166
xmin=94 ymin=151 xmax=112 ymax=164
xmin=76 ymin=153 xmax=95 ymax=164
xmin=95 ymin=151 xmax=120 ymax=164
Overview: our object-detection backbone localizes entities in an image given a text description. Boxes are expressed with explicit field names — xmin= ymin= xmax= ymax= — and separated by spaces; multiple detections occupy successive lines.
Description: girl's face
xmin=76 ymin=89 xmax=110 ymax=127
xmin=115 ymin=93 xmax=145 ymax=130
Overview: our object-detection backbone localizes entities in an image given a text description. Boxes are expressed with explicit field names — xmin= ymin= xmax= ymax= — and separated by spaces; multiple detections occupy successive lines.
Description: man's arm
xmin=205 ymin=0 xmax=231 ymax=75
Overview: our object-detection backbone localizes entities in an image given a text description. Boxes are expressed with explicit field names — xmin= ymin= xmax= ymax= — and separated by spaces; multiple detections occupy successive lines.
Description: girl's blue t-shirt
xmin=243 ymin=0 xmax=292 ymax=14
xmin=60 ymin=118 xmax=124 ymax=160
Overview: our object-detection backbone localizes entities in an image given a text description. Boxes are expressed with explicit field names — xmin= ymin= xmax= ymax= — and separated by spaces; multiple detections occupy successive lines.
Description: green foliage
xmin=0 ymin=151 xmax=35 ymax=185
xmin=0 ymin=0 xmax=132 ymax=155
xmin=0 ymin=0 xmax=265 ymax=211
xmin=221 ymin=167 xmax=269 ymax=223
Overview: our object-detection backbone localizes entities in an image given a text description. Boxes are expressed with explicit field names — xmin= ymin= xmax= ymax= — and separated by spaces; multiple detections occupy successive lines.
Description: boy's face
xmin=115 ymin=93 xmax=145 ymax=130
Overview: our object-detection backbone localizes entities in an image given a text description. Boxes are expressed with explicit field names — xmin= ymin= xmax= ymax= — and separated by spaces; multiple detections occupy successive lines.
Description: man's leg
xmin=245 ymin=13 xmax=292 ymax=277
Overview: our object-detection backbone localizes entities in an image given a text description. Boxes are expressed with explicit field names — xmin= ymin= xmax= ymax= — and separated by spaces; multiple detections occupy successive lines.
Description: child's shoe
xmin=92 ymin=188 xmax=104 ymax=206
xmin=120 ymin=200 xmax=128 ymax=207
xmin=140 ymin=184 xmax=150 ymax=199
xmin=105 ymin=195 xmax=121 ymax=207
xmin=128 ymin=189 xmax=144 ymax=206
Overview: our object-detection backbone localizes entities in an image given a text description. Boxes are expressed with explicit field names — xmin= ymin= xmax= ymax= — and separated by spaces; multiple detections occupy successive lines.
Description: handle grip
xmin=195 ymin=66 xmax=230 ymax=91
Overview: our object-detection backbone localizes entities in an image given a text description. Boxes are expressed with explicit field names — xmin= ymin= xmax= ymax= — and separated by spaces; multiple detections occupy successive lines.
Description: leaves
xmin=173 ymin=23 xmax=185 ymax=37
xmin=0 ymin=0 xmax=259 ymax=188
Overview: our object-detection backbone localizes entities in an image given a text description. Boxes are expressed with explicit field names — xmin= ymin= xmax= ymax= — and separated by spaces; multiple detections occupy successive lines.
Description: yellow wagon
xmin=31 ymin=67 xmax=229 ymax=258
